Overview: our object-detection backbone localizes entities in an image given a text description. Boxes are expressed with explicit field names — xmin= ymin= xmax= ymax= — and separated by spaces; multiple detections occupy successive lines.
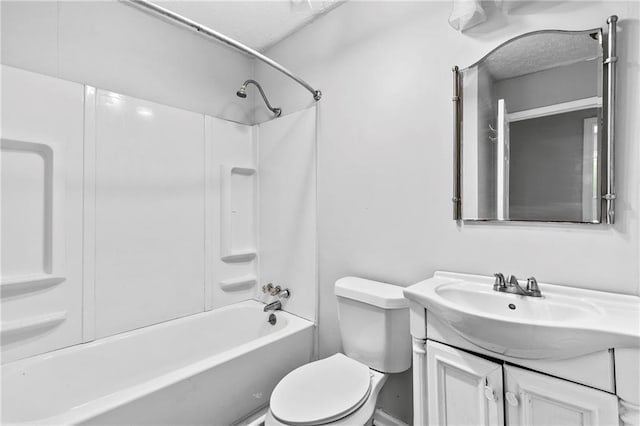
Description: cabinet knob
xmin=483 ymin=386 xmax=496 ymax=402
xmin=506 ymin=391 xmax=519 ymax=406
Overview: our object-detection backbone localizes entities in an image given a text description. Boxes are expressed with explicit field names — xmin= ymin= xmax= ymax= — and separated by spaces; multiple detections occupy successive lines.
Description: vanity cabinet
xmin=426 ymin=340 xmax=619 ymax=426
xmin=405 ymin=272 xmax=640 ymax=426
xmin=426 ymin=340 xmax=504 ymax=425
xmin=504 ymin=364 xmax=618 ymax=425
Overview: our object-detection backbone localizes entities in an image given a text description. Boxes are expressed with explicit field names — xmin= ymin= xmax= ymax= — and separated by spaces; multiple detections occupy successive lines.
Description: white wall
xmin=0 ymin=0 xmax=255 ymax=124
xmin=257 ymin=1 xmax=640 ymax=422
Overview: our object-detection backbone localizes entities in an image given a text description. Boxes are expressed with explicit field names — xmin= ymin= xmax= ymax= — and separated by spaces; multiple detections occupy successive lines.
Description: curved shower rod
xmin=122 ymin=0 xmax=322 ymax=102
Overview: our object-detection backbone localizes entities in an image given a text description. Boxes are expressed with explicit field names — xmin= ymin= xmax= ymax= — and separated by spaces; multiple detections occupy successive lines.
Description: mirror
xmin=454 ymin=27 xmax=614 ymax=223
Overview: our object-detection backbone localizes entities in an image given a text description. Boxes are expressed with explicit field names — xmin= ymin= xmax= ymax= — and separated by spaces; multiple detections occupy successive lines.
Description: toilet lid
xmin=270 ymin=353 xmax=372 ymax=425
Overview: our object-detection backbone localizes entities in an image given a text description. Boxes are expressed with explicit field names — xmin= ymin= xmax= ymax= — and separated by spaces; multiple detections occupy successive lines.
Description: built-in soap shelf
xmin=220 ymin=165 xmax=257 ymax=264
xmin=225 ymin=166 xmax=256 ymax=176
xmin=219 ymin=275 xmax=257 ymax=292
xmin=220 ymin=252 xmax=257 ymax=263
xmin=0 ymin=311 xmax=67 ymax=340
xmin=507 ymin=96 xmax=602 ymax=122
xmin=1 ymin=275 xmax=66 ymax=297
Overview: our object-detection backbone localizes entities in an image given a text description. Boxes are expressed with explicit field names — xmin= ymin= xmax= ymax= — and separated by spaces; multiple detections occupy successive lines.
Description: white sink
xmin=404 ymin=272 xmax=640 ymax=359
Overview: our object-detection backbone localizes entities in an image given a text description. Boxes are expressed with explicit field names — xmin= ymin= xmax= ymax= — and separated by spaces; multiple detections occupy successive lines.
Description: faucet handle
xmin=279 ymin=288 xmax=291 ymax=299
xmin=270 ymin=285 xmax=282 ymax=296
xmin=263 ymin=283 xmax=282 ymax=296
xmin=526 ymin=277 xmax=542 ymax=297
xmin=493 ymin=273 xmax=506 ymax=290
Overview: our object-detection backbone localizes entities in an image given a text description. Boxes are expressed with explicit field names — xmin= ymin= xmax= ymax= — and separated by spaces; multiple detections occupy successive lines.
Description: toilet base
xmin=264 ymin=410 xmax=374 ymax=426
xmin=265 ymin=367 xmax=387 ymax=426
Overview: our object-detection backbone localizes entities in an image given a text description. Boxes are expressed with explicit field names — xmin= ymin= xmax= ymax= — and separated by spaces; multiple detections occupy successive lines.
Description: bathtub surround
xmin=88 ymin=90 xmax=206 ymax=338
xmin=258 ymin=108 xmax=318 ymax=322
xmin=2 ymin=65 xmax=317 ymax=365
xmin=206 ymin=117 xmax=258 ymax=310
xmin=254 ymin=0 xmax=640 ymax=422
xmin=1 ymin=65 xmax=318 ymax=425
xmin=1 ymin=66 xmax=84 ymax=363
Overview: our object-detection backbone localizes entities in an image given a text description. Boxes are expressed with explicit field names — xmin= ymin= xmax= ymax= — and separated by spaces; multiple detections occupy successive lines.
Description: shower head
xmin=236 ymin=79 xmax=281 ymax=117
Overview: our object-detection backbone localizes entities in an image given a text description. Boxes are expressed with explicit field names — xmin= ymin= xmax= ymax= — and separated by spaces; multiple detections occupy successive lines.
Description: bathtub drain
xmin=268 ymin=313 xmax=277 ymax=325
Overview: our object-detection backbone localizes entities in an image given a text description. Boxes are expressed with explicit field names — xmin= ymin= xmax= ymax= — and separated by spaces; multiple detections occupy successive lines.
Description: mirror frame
xmin=452 ymin=16 xmax=618 ymax=224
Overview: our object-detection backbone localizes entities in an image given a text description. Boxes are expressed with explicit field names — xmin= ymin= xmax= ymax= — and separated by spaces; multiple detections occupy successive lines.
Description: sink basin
xmin=404 ymin=272 xmax=640 ymax=360
xmin=436 ymin=284 xmax=600 ymax=322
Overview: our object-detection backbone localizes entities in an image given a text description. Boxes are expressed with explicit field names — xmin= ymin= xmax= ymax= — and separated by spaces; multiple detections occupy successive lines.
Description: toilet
xmin=265 ymin=277 xmax=410 ymax=426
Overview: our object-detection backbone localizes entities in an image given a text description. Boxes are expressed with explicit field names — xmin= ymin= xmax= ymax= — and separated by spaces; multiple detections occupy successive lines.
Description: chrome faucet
xmin=262 ymin=285 xmax=291 ymax=312
xmin=493 ymin=273 xmax=542 ymax=297
xmin=263 ymin=300 xmax=282 ymax=312
xmin=493 ymin=273 xmax=507 ymax=291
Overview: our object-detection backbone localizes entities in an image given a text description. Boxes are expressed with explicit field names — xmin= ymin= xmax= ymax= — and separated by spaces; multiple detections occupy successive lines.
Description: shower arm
xmin=241 ymin=80 xmax=282 ymax=117
xmin=122 ymin=0 xmax=322 ymax=102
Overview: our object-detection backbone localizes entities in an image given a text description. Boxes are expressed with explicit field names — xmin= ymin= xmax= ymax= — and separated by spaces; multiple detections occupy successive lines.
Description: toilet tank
xmin=334 ymin=277 xmax=411 ymax=373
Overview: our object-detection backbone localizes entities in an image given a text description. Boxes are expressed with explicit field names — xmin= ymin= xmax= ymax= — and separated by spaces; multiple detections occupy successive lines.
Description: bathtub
xmin=1 ymin=300 xmax=314 ymax=425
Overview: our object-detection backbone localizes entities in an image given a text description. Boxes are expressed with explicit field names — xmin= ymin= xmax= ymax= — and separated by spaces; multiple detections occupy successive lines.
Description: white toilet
xmin=265 ymin=277 xmax=411 ymax=426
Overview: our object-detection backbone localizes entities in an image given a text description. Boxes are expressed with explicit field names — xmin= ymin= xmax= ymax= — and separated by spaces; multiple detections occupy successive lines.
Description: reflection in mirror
xmin=460 ymin=30 xmax=603 ymax=223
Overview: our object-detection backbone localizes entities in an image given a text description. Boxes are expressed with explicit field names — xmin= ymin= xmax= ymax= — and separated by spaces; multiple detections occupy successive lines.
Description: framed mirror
xmin=452 ymin=17 xmax=618 ymax=224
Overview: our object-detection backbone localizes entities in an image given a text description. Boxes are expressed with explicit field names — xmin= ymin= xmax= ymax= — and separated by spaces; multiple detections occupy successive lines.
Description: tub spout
xmin=263 ymin=300 xmax=282 ymax=312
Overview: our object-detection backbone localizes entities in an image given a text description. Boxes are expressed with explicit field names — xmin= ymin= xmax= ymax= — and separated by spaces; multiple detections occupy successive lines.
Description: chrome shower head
xmin=235 ymin=79 xmax=281 ymax=117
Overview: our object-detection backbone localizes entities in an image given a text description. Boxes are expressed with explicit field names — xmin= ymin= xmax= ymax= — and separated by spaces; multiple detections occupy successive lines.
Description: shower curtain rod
xmin=123 ymin=0 xmax=322 ymax=101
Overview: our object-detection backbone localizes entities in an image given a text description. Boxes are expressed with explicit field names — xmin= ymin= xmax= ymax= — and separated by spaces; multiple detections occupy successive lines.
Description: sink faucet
xmin=493 ymin=273 xmax=542 ymax=297
xmin=263 ymin=300 xmax=282 ymax=312
xmin=493 ymin=273 xmax=507 ymax=291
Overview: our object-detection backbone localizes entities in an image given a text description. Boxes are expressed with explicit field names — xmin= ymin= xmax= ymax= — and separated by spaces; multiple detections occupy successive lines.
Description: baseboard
xmin=373 ymin=408 xmax=410 ymax=426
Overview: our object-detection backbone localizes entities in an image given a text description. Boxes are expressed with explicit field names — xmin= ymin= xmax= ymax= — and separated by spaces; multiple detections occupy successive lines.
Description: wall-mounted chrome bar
xmin=604 ymin=15 xmax=617 ymax=224
xmin=122 ymin=0 xmax=322 ymax=102
xmin=452 ymin=66 xmax=462 ymax=221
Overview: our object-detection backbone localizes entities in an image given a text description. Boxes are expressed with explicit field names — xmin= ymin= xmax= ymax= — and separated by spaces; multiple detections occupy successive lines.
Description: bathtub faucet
xmin=263 ymin=300 xmax=282 ymax=312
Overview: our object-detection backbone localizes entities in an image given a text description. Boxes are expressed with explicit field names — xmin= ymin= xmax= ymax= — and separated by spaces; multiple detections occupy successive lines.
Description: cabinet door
xmin=504 ymin=365 xmax=618 ymax=426
xmin=427 ymin=340 xmax=504 ymax=426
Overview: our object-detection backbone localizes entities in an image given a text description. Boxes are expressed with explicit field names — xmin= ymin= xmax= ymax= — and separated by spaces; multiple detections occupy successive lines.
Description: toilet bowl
xmin=265 ymin=354 xmax=387 ymax=426
xmin=265 ymin=277 xmax=410 ymax=426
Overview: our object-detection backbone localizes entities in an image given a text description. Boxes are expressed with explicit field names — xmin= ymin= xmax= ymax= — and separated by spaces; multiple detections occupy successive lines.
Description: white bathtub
xmin=1 ymin=300 xmax=314 ymax=425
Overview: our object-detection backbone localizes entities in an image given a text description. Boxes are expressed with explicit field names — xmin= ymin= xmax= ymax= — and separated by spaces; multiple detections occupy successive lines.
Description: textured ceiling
xmin=159 ymin=0 xmax=346 ymax=51
xmin=478 ymin=31 xmax=602 ymax=80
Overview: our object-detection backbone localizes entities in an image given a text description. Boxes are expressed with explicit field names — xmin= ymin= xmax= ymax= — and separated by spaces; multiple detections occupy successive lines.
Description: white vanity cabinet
xmin=404 ymin=272 xmax=640 ymax=426
xmin=426 ymin=340 xmax=504 ymax=425
xmin=425 ymin=340 xmax=619 ymax=426
xmin=504 ymin=364 xmax=618 ymax=425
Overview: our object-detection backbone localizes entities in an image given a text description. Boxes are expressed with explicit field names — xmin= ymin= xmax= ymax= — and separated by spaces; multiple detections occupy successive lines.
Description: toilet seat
xmin=270 ymin=354 xmax=372 ymax=425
